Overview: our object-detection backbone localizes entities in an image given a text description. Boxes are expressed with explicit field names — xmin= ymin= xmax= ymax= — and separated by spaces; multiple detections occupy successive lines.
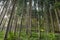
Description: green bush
xmin=40 ymin=32 xmax=56 ymax=40
xmin=6 ymin=32 xmax=60 ymax=40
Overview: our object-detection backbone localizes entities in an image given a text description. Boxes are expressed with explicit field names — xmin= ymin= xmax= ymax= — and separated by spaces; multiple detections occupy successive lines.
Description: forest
xmin=0 ymin=0 xmax=60 ymax=40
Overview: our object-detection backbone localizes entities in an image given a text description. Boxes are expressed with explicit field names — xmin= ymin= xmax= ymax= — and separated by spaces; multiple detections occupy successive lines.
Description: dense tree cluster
xmin=0 ymin=0 xmax=60 ymax=40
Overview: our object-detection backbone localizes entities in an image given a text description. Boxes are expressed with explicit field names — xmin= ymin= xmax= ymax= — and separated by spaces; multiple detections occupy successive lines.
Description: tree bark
xmin=4 ymin=0 xmax=17 ymax=40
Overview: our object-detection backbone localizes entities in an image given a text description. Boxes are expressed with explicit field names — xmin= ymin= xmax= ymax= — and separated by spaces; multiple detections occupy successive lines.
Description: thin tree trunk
xmin=9 ymin=14 xmax=14 ymax=32
xmin=54 ymin=9 xmax=60 ymax=31
xmin=18 ymin=0 xmax=25 ymax=40
xmin=1 ymin=20 xmax=6 ymax=32
xmin=4 ymin=0 xmax=17 ymax=40
xmin=49 ymin=4 xmax=54 ymax=32
xmin=0 ymin=0 xmax=12 ymax=26
xmin=14 ymin=16 xmax=18 ymax=39
xmin=18 ymin=13 xmax=23 ymax=40
xmin=44 ymin=2 xmax=49 ymax=40
xmin=0 ymin=0 xmax=8 ymax=16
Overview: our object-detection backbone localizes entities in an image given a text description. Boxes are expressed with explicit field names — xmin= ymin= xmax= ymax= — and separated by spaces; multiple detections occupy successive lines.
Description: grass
xmin=0 ymin=31 xmax=5 ymax=40
xmin=0 ymin=31 xmax=60 ymax=40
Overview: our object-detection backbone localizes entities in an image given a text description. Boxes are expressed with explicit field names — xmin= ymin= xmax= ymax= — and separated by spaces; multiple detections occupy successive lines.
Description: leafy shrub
xmin=54 ymin=2 xmax=60 ymax=9
xmin=6 ymin=31 xmax=60 ymax=40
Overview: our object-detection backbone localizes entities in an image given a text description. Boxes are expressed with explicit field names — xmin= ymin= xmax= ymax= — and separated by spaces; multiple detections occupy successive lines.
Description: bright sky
xmin=0 ymin=1 xmax=3 ymax=15
xmin=0 ymin=1 xmax=8 ymax=19
xmin=0 ymin=1 xmax=39 ymax=19
xmin=27 ymin=1 xmax=38 ymax=11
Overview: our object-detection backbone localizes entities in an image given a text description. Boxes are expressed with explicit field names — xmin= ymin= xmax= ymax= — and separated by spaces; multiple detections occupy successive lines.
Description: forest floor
xmin=0 ymin=31 xmax=60 ymax=40
xmin=0 ymin=31 xmax=5 ymax=40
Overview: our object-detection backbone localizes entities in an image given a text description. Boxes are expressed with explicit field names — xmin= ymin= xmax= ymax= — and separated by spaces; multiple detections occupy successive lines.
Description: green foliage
xmin=0 ymin=31 xmax=60 ymax=40
xmin=7 ymin=32 xmax=14 ymax=40
xmin=47 ymin=33 xmax=55 ymax=40
xmin=40 ymin=32 xmax=55 ymax=40
xmin=54 ymin=2 xmax=60 ymax=9
xmin=7 ymin=32 xmax=18 ymax=40
xmin=0 ymin=31 xmax=5 ymax=40
xmin=40 ymin=32 xmax=60 ymax=40
xmin=17 ymin=0 xmax=23 ymax=6
xmin=16 ymin=0 xmax=24 ymax=16
xmin=55 ymin=33 xmax=60 ymax=40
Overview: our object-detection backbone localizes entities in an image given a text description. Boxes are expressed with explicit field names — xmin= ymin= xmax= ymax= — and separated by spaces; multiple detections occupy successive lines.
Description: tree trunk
xmin=49 ymin=4 xmax=54 ymax=32
xmin=4 ymin=0 xmax=17 ymax=40
xmin=54 ymin=9 xmax=60 ymax=31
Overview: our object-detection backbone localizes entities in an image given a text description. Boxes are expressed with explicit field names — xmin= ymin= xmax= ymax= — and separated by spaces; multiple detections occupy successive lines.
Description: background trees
xmin=0 ymin=0 xmax=60 ymax=40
